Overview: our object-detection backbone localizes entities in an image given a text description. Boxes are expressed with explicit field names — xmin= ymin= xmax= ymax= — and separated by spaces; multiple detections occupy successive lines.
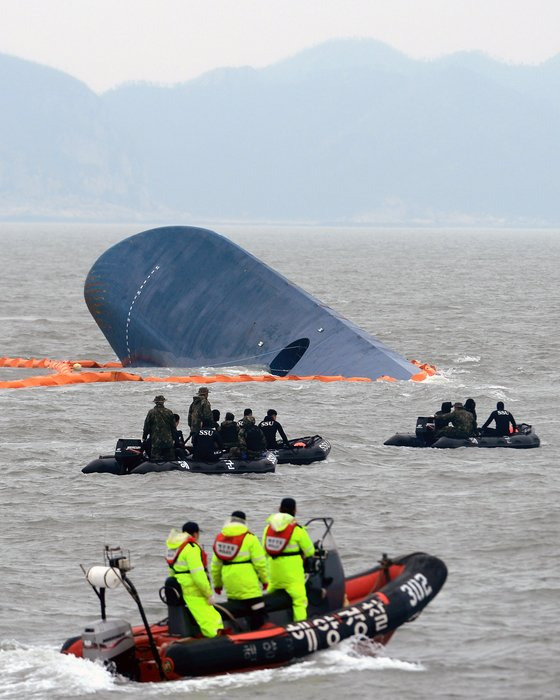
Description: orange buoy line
xmin=0 ymin=356 xmax=436 ymax=390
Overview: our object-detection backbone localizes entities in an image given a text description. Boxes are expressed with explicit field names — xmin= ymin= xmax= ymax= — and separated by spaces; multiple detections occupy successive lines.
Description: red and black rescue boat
xmin=61 ymin=518 xmax=447 ymax=681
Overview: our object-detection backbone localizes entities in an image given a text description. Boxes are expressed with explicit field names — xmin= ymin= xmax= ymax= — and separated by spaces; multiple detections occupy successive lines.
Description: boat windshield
xmin=304 ymin=517 xmax=338 ymax=553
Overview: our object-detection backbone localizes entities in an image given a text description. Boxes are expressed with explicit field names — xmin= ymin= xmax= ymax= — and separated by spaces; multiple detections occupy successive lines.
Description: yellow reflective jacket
xmin=211 ymin=522 xmax=268 ymax=600
xmin=166 ymin=528 xmax=211 ymax=599
xmin=262 ymin=513 xmax=314 ymax=588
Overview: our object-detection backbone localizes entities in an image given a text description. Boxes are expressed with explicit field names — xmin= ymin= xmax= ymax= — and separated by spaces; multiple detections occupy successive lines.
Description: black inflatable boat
xmin=273 ymin=435 xmax=331 ymax=465
xmin=61 ymin=518 xmax=447 ymax=682
xmin=83 ymin=439 xmax=277 ymax=475
xmin=385 ymin=416 xmax=540 ymax=449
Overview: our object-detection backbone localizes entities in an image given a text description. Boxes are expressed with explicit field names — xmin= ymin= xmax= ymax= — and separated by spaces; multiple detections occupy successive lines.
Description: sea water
xmin=0 ymin=223 xmax=558 ymax=699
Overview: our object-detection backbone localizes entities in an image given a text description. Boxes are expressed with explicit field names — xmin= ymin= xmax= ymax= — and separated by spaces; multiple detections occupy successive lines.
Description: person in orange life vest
xmin=262 ymin=497 xmax=315 ymax=622
xmin=211 ymin=510 xmax=269 ymax=630
xmin=166 ymin=521 xmax=224 ymax=638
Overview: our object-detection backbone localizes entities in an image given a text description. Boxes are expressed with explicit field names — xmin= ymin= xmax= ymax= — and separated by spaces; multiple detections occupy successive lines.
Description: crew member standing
xmin=259 ymin=409 xmax=289 ymax=448
xmin=188 ymin=387 xmax=213 ymax=444
xmin=142 ymin=395 xmax=177 ymax=461
xmin=165 ymin=521 xmax=223 ymax=638
xmin=211 ymin=510 xmax=269 ymax=630
xmin=262 ymin=497 xmax=314 ymax=622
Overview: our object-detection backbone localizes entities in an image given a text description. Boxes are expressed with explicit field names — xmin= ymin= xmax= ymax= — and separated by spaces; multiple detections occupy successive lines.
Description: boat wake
xmin=0 ymin=637 xmax=423 ymax=698
xmin=0 ymin=640 xmax=118 ymax=699
xmin=180 ymin=638 xmax=423 ymax=692
xmin=159 ymin=638 xmax=424 ymax=694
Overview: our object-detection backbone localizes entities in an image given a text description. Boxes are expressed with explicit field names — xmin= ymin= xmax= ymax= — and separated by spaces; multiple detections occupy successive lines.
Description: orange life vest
xmin=264 ymin=522 xmax=298 ymax=557
xmin=213 ymin=532 xmax=248 ymax=562
xmin=166 ymin=536 xmax=208 ymax=572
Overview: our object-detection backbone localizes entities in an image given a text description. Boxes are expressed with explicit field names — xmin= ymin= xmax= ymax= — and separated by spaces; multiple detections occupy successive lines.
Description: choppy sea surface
xmin=0 ymin=223 xmax=558 ymax=700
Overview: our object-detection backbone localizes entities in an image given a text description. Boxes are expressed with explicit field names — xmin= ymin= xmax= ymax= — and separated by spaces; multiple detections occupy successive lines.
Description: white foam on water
xmin=454 ymin=356 xmax=481 ymax=364
xmin=291 ymin=637 xmax=425 ymax=676
xmin=139 ymin=637 xmax=423 ymax=697
xmin=0 ymin=637 xmax=422 ymax=699
xmin=420 ymin=367 xmax=453 ymax=383
xmin=0 ymin=641 xmax=121 ymax=699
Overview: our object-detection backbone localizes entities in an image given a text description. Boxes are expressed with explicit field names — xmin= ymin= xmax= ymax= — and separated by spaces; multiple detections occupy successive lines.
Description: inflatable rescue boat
xmin=83 ymin=434 xmax=331 ymax=475
xmin=385 ymin=417 xmax=540 ymax=449
xmin=83 ymin=439 xmax=276 ymax=475
xmin=273 ymin=435 xmax=331 ymax=465
xmin=61 ymin=518 xmax=447 ymax=682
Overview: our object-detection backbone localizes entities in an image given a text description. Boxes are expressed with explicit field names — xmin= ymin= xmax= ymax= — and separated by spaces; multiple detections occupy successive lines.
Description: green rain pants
xmin=185 ymin=596 xmax=224 ymax=638
xmin=268 ymin=580 xmax=308 ymax=622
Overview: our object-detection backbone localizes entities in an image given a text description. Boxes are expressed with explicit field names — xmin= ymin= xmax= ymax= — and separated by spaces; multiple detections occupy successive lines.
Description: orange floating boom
xmin=0 ymin=356 xmax=436 ymax=390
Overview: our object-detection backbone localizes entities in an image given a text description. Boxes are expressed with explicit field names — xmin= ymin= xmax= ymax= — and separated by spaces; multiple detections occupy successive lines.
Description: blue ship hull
xmin=84 ymin=226 xmax=419 ymax=379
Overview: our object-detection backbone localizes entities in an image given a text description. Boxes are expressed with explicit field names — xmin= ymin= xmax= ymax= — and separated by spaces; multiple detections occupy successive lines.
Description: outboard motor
xmin=79 ymin=546 xmax=166 ymax=681
xmin=415 ymin=416 xmax=435 ymax=445
xmin=415 ymin=417 xmax=434 ymax=438
xmin=114 ymin=438 xmax=144 ymax=472
xmin=82 ymin=618 xmax=137 ymax=678
xmin=79 ymin=559 xmax=139 ymax=678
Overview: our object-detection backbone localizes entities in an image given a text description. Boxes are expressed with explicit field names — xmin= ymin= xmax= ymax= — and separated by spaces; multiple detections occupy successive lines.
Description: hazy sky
xmin=2 ymin=0 xmax=560 ymax=92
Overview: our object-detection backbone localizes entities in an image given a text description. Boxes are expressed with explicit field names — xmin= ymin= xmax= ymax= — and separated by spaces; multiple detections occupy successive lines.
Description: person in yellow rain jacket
xmin=262 ymin=497 xmax=315 ymax=622
xmin=211 ymin=510 xmax=269 ymax=630
xmin=166 ymin=521 xmax=224 ymax=638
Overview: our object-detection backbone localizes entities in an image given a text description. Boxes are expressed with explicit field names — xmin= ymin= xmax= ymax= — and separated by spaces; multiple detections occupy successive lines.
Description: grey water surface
xmin=0 ymin=224 xmax=558 ymax=699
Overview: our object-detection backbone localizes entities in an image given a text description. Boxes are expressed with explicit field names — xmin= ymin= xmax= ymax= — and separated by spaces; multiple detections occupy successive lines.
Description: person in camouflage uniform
xmin=238 ymin=415 xmax=267 ymax=459
xmin=143 ymin=395 xmax=177 ymax=461
xmin=435 ymin=402 xmax=476 ymax=439
xmin=188 ymin=387 xmax=213 ymax=446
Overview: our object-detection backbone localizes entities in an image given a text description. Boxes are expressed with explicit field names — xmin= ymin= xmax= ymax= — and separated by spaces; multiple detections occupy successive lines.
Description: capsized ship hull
xmin=84 ymin=226 xmax=419 ymax=379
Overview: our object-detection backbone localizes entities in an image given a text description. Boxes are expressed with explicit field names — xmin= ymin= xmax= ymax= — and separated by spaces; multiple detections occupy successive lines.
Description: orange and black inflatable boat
xmin=61 ymin=518 xmax=447 ymax=682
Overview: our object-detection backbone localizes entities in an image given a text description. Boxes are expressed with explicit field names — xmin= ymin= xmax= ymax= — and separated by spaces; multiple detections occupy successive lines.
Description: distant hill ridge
xmin=1 ymin=38 xmax=559 ymax=224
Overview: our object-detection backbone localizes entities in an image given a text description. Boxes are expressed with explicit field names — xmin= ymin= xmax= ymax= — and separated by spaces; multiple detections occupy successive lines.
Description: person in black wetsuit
xmin=464 ymin=399 xmax=477 ymax=430
xmin=481 ymin=402 xmax=517 ymax=436
xmin=212 ymin=409 xmax=221 ymax=431
xmin=259 ymin=409 xmax=289 ymax=449
xmin=192 ymin=419 xmax=224 ymax=462
xmin=220 ymin=412 xmax=239 ymax=450
xmin=173 ymin=413 xmax=191 ymax=459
